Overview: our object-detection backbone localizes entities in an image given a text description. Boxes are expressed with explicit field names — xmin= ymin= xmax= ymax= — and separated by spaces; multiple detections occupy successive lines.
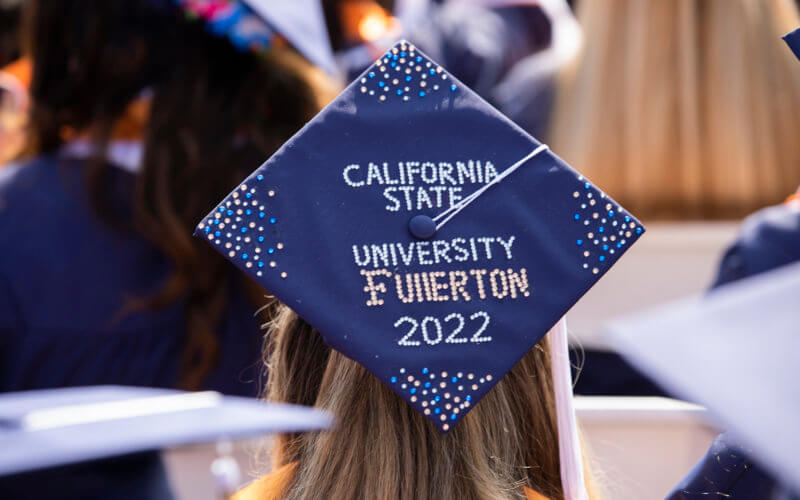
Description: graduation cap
xmin=195 ymin=40 xmax=644 ymax=499
xmin=605 ymin=262 xmax=800 ymax=494
xmin=784 ymin=26 xmax=800 ymax=62
xmin=175 ymin=0 xmax=337 ymax=75
xmin=0 ymin=385 xmax=333 ymax=477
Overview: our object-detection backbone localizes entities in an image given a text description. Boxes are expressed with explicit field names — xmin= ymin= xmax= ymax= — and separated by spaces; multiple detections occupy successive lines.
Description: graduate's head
xmin=22 ymin=0 xmax=328 ymax=389
xmin=264 ymin=306 xmax=570 ymax=500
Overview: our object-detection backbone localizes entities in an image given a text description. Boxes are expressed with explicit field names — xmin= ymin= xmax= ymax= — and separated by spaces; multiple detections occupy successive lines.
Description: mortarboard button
xmin=194 ymin=40 xmax=645 ymax=433
xmin=408 ymin=214 xmax=437 ymax=240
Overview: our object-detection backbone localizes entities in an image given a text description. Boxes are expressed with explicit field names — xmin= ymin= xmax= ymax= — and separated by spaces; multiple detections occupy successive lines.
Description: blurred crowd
xmin=1 ymin=0 xmax=800 ymax=499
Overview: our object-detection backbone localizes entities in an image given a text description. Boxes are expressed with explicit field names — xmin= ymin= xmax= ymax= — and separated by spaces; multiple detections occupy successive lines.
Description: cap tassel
xmin=549 ymin=316 xmax=589 ymax=500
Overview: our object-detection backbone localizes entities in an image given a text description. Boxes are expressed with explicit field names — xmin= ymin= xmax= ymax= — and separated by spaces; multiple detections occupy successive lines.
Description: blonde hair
xmin=551 ymin=0 xmax=800 ymax=219
xmin=262 ymin=306 xmax=598 ymax=500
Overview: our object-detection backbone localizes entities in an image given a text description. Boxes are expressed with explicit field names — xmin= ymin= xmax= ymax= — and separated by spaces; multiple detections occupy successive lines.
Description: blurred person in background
xmin=551 ymin=0 xmax=800 ymax=220
xmin=0 ymin=0 xmax=326 ymax=397
xmin=325 ymin=0 xmax=580 ymax=137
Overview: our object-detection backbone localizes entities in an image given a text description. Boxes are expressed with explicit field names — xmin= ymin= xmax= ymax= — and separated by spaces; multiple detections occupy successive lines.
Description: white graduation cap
xmin=604 ymin=261 xmax=800 ymax=493
xmin=0 ymin=385 xmax=333 ymax=477
xmin=244 ymin=0 xmax=338 ymax=76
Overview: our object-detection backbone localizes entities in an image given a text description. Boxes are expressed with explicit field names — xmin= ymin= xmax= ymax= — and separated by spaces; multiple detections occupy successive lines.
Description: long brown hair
xmin=551 ymin=0 xmax=800 ymax=220
xmin=23 ymin=0 xmax=326 ymax=389
xmin=263 ymin=306 xmax=587 ymax=500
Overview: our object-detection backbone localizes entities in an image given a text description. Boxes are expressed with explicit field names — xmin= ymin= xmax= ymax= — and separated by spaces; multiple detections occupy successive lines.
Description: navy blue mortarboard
xmin=195 ymin=40 xmax=644 ymax=433
xmin=0 ymin=386 xmax=333 ymax=477
xmin=195 ymin=40 xmax=644 ymax=499
xmin=784 ymin=27 xmax=800 ymax=62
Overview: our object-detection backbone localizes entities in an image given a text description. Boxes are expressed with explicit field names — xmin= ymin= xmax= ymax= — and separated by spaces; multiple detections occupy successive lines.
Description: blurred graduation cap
xmin=605 ymin=261 xmax=800 ymax=493
xmin=784 ymin=26 xmax=800 ymax=62
xmin=195 ymin=40 xmax=644 ymax=499
xmin=0 ymin=385 xmax=333 ymax=477
xmin=175 ymin=0 xmax=337 ymax=75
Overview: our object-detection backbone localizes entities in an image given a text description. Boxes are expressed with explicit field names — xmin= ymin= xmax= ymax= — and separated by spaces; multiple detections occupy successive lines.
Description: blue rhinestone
xmin=424 ymin=382 xmax=431 ymax=388
xmin=392 ymin=54 xmax=398 ymax=60
xmin=269 ymin=217 xmax=277 ymax=224
xmin=608 ymin=211 xmax=614 ymax=216
xmin=256 ymin=174 xmax=263 ymax=181
xmin=585 ymin=182 xmax=591 ymax=189
xmin=368 ymin=72 xmax=375 ymax=78
xmin=450 ymin=84 xmax=457 ymax=91
xmin=227 ymin=210 xmax=233 ymax=216
xmin=390 ymin=62 xmax=396 ymax=67
xmin=416 ymin=56 xmax=422 ymax=62
xmin=450 ymin=414 xmax=457 ymax=421
xmin=616 ymin=243 xmax=622 ymax=248
xmin=268 ymin=248 xmax=275 ymax=254
xmin=429 ymin=69 xmax=435 ymax=75
xmin=259 ymin=212 xmax=265 ymax=218
xmin=573 ymin=214 xmax=580 ymax=220
xmin=245 ymin=209 xmax=252 ymax=215
xmin=245 ymin=193 xmax=252 ymax=199
xmin=214 ymin=231 xmax=221 ymax=237
xmin=240 ymin=227 xmax=247 ymax=233
xmin=624 ymin=216 xmax=631 ymax=222
xmin=422 ymin=368 xmax=429 ymax=374
xmin=599 ymin=227 xmax=605 ymax=233
xmin=218 ymin=207 xmax=225 ymax=212
xmin=434 ymin=395 xmax=441 ymax=402
xmin=410 ymin=388 xmax=416 ymax=394
xmin=602 ymin=245 xmax=608 ymax=251
xmin=451 ymin=377 xmax=457 ymax=383
xmin=419 ymin=91 xmax=425 ymax=97
xmin=258 ymin=261 xmax=264 ymax=268
xmin=204 ymin=227 xmax=210 ymax=233
xmin=599 ymin=256 xmax=606 ymax=262
xmin=576 ymin=239 xmax=583 ymax=246
xmin=378 ymin=81 xmax=385 ymax=87
xmin=241 ymin=253 xmax=248 ymax=259
xmin=434 ymin=408 xmax=441 ymax=414
xmin=636 ymin=227 xmax=642 ymax=234
xmin=466 ymin=396 xmax=472 ymax=401
xmin=258 ymin=236 xmax=264 ymax=242
xmin=400 ymin=51 xmax=406 ymax=57
xmin=396 ymin=89 xmax=403 ymax=95
xmin=390 ymin=376 xmax=397 ymax=383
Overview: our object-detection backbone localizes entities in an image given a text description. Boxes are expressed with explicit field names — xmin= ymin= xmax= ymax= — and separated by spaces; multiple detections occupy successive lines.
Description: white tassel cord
xmin=549 ymin=317 xmax=589 ymax=500
xmin=432 ymin=144 xmax=550 ymax=231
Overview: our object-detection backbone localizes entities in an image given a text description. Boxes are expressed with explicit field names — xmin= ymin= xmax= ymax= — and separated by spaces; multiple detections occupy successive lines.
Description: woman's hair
xmin=264 ymin=306 xmax=589 ymax=500
xmin=551 ymin=0 xmax=800 ymax=220
xmin=23 ymin=0 xmax=326 ymax=389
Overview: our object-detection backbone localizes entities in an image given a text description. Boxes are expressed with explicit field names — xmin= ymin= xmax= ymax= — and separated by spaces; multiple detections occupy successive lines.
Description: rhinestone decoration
xmin=572 ymin=176 xmax=642 ymax=274
xmin=359 ymin=41 xmax=456 ymax=103
xmin=196 ymin=173 xmax=287 ymax=279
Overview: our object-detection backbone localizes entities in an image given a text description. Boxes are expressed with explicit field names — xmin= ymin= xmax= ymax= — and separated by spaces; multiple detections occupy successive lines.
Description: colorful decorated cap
xmin=195 ymin=40 xmax=644 ymax=498
xmin=175 ymin=0 xmax=337 ymax=75
xmin=784 ymin=27 xmax=800 ymax=61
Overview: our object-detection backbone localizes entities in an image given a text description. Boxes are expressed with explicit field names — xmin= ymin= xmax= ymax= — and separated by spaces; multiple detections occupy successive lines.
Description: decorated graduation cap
xmin=174 ymin=0 xmax=337 ymax=75
xmin=195 ymin=41 xmax=644 ymax=499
